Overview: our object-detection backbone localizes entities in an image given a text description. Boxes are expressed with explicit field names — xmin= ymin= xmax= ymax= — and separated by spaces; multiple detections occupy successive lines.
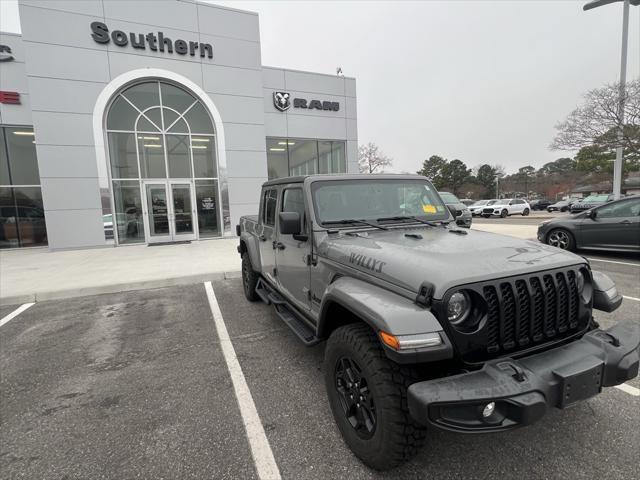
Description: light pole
xmin=583 ymin=0 xmax=639 ymax=200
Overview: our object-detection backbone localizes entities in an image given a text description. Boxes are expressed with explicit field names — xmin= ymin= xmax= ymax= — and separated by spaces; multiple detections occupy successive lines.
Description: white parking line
xmin=0 ymin=303 xmax=35 ymax=328
xmin=623 ymin=296 xmax=640 ymax=302
xmin=586 ymin=258 xmax=640 ymax=268
xmin=204 ymin=282 xmax=281 ymax=480
xmin=615 ymin=383 xmax=640 ymax=396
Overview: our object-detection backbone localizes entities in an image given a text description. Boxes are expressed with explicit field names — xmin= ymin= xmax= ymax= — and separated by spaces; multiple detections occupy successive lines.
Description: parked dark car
xmin=538 ymin=196 xmax=640 ymax=252
xmin=438 ymin=191 xmax=472 ymax=227
xmin=547 ymin=200 xmax=573 ymax=212
xmin=570 ymin=194 xmax=615 ymax=214
xmin=530 ymin=199 xmax=552 ymax=211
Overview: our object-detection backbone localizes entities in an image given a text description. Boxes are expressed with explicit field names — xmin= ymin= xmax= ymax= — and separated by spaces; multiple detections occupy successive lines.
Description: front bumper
xmin=407 ymin=320 xmax=639 ymax=433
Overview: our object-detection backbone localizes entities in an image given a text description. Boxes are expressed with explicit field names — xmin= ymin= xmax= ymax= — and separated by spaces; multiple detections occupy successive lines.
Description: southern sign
xmin=0 ymin=44 xmax=14 ymax=62
xmin=90 ymin=22 xmax=213 ymax=59
xmin=273 ymin=91 xmax=339 ymax=112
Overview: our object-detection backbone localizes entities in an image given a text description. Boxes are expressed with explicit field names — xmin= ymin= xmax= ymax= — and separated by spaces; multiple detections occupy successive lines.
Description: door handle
xmin=272 ymin=241 xmax=285 ymax=250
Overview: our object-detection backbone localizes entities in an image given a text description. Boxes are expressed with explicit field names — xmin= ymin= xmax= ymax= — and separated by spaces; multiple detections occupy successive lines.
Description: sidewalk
xmin=0 ymin=239 xmax=240 ymax=305
xmin=471 ymin=223 xmax=538 ymax=240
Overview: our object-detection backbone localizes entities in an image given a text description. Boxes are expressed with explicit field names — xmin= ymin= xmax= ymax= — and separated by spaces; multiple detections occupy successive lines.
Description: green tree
xmin=416 ymin=155 xmax=447 ymax=183
xmin=440 ymin=159 xmax=471 ymax=195
xmin=475 ymin=164 xmax=498 ymax=197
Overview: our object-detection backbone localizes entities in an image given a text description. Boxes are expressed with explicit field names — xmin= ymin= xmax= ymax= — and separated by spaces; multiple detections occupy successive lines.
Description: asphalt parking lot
xmin=1 ymin=251 xmax=639 ymax=479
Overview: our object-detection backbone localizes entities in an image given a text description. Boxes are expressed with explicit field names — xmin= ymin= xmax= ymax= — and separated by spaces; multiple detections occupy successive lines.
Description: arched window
xmin=105 ymin=81 xmax=220 ymax=244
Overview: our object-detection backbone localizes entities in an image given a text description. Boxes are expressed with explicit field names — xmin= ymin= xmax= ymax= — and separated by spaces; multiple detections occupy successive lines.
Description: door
xmin=144 ymin=182 xmax=171 ymax=243
xmin=169 ymin=181 xmax=197 ymax=242
xmin=580 ymin=198 xmax=640 ymax=250
xmin=276 ymin=187 xmax=311 ymax=311
xmin=259 ymin=188 xmax=278 ymax=283
xmin=143 ymin=181 xmax=197 ymax=244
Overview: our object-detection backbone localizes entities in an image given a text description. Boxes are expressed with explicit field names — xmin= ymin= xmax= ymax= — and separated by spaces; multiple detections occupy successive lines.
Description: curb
xmin=0 ymin=270 xmax=242 ymax=306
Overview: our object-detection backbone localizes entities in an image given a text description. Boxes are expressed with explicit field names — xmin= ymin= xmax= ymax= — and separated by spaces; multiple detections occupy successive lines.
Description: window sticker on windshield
xmin=436 ymin=205 xmax=445 ymax=212
xmin=422 ymin=204 xmax=436 ymax=213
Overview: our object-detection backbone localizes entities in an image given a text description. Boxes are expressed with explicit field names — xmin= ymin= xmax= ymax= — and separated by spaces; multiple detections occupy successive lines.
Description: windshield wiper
xmin=322 ymin=218 xmax=389 ymax=230
xmin=376 ymin=215 xmax=451 ymax=227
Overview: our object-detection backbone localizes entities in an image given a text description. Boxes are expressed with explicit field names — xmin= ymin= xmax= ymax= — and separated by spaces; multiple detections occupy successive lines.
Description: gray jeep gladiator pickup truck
xmin=237 ymin=174 xmax=639 ymax=470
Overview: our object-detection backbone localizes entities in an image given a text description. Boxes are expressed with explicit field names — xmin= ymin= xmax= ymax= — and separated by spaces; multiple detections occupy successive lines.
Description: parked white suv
xmin=481 ymin=198 xmax=530 ymax=218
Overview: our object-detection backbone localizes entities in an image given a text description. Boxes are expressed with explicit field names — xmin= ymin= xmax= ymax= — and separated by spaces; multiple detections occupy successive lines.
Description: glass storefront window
xmin=195 ymin=180 xmax=220 ymax=237
xmin=112 ymin=181 xmax=145 ymax=244
xmin=6 ymin=127 xmax=40 ymax=185
xmin=192 ymin=136 xmax=217 ymax=178
xmin=14 ymin=187 xmax=47 ymax=247
xmin=184 ymin=102 xmax=214 ymax=134
xmin=166 ymin=135 xmax=191 ymax=178
xmin=1 ymin=129 xmax=10 ymax=185
xmin=266 ymin=137 xmax=347 ymax=179
xmin=108 ymin=133 xmax=139 ymax=179
xmin=0 ymin=126 xmax=47 ymax=249
xmin=138 ymin=136 xmax=167 ymax=178
xmin=266 ymin=138 xmax=288 ymax=179
xmin=105 ymin=80 xmax=220 ymax=244
xmin=288 ymin=140 xmax=318 ymax=176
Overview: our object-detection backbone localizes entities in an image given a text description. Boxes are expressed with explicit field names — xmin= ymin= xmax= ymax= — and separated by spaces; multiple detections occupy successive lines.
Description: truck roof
xmin=262 ymin=173 xmax=427 ymax=187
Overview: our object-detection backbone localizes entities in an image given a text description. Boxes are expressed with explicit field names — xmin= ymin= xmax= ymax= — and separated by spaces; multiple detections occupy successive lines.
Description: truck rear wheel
xmin=324 ymin=323 xmax=426 ymax=470
xmin=241 ymin=252 xmax=259 ymax=301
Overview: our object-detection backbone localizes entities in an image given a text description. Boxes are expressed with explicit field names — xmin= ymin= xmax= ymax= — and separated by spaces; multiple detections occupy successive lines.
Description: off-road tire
xmin=522 ymin=208 xmax=530 ymax=216
xmin=241 ymin=252 xmax=259 ymax=301
xmin=324 ymin=324 xmax=426 ymax=470
xmin=500 ymin=209 xmax=508 ymax=218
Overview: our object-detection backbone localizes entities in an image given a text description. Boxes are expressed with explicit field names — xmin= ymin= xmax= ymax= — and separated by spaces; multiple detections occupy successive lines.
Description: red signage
xmin=0 ymin=91 xmax=20 ymax=104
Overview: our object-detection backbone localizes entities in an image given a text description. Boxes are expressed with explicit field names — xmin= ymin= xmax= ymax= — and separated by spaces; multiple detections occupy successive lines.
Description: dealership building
xmin=0 ymin=0 xmax=358 ymax=250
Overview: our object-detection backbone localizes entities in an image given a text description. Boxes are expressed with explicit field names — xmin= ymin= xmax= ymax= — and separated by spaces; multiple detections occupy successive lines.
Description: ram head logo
xmin=273 ymin=91 xmax=291 ymax=112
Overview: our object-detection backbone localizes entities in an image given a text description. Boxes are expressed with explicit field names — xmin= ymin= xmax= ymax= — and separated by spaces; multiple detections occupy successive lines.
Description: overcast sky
xmin=2 ymin=0 xmax=639 ymax=174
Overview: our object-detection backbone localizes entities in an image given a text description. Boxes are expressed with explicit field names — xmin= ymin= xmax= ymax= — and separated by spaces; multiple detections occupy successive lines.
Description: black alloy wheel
xmin=500 ymin=209 xmax=508 ymax=218
xmin=522 ymin=208 xmax=530 ymax=216
xmin=334 ymin=357 xmax=376 ymax=439
xmin=547 ymin=228 xmax=575 ymax=251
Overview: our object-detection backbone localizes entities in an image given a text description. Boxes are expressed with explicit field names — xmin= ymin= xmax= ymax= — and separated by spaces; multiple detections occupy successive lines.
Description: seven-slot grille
xmin=482 ymin=269 xmax=583 ymax=358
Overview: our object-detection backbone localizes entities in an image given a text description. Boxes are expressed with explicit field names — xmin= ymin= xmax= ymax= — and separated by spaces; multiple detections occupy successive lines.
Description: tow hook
xmin=498 ymin=362 xmax=526 ymax=382
xmin=593 ymin=331 xmax=621 ymax=347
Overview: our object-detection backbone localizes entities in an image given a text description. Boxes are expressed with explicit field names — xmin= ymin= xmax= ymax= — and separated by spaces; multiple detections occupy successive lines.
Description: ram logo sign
xmin=273 ymin=92 xmax=291 ymax=112
xmin=273 ymin=92 xmax=340 ymax=113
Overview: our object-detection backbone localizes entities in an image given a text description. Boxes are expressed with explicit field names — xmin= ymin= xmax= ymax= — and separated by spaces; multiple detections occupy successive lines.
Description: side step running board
xmin=255 ymin=278 xmax=321 ymax=346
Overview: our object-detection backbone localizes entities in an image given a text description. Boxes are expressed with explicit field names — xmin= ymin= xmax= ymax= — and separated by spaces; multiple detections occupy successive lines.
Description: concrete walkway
xmin=0 ymin=239 xmax=240 ymax=305
xmin=0 ymin=224 xmax=540 ymax=306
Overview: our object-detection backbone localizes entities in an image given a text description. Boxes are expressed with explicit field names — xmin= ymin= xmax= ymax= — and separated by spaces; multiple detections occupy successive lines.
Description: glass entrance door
xmin=169 ymin=182 xmax=196 ymax=241
xmin=143 ymin=181 xmax=197 ymax=243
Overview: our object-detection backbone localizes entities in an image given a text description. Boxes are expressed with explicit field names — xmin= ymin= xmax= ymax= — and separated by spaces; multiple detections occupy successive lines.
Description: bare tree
xmin=551 ymin=80 xmax=640 ymax=155
xmin=358 ymin=142 xmax=392 ymax=173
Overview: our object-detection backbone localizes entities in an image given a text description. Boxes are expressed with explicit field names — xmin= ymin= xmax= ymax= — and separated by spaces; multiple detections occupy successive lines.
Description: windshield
xmin=438 ymin=192 xmax=460 ymax=204
xmin=312 ymin=179 xmax=449 ymax=225
xmin=582 ymin=194 xmax=608 ymax=202
xmin=472 ymin=200 xmax=488 ymax=206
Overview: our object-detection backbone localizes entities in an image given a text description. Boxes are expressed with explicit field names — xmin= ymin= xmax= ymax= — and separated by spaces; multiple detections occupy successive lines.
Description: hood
xmin=318 ymin=227 xmax=586 ymax=298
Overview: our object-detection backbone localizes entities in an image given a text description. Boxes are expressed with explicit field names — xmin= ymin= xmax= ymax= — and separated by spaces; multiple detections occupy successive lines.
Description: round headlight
xmin=576 ymin=270 xmax=585 ymax=293
xmin=447 ymin=291 xmax=471 ymax=325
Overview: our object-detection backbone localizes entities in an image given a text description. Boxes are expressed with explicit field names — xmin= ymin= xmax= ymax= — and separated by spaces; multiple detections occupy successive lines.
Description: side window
xmin=282 ymin=188 xmax=306 ymax=232
xmin=597 ymin=199 xmax=639 ymax=218
xmin=262 ymin=189 xmax=278 ymax=226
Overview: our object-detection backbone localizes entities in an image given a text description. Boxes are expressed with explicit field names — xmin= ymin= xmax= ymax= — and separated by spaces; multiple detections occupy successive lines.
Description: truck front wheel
xmin=324 ymin=324 xmax=426 ymax=470
xmin=241 ymin=252 xmax=259 ymax=301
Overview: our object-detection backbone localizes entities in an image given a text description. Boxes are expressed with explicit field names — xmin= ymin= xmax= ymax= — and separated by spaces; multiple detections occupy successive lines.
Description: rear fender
xmin=238 ymin=231 xmax=262 ymax=274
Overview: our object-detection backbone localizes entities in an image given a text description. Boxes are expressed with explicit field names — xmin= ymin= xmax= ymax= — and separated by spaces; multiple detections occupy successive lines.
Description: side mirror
xmin=588 ymin=209 xmax=597 ymax=219
xmin=279 ymin=211 xmax=302 ymax=235
xmin=446 ymin=204 xmax=462 ymax=217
